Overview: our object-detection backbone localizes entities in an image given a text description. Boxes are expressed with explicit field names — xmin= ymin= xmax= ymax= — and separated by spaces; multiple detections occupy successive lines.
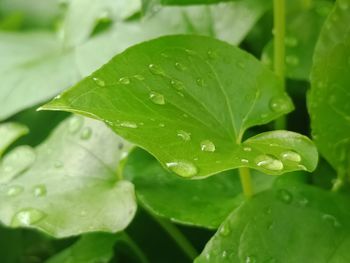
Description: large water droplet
xmin=175 ymin=62 xmax=186 ymax=71
xmin=170 ymin=79 xmax=185 ymax=90
xmin=255 ymin=155 xmax=283 ymax=171
xmin=322 ymin=214 xmax=341 ymax=228
xmin=219 ymin=224 xmax=231 ymax=236
xmin=177 ymin=130 xmax=191 ymax=141
xmin=286 ymin=55 xmax=299 ymax=66
xmin=166 ymin=160 xmax=198 ymax=177
xmin=200 ymin=140 xmax=216 ymax=152
xmin=11 ymin=208 xmax=46 ymax=226
xmin=120 ymin=121 xmax=138 ymax=129
xmin=68 ymin=116 xmax=84 ymax=134
xmin=149 ymin=64 xmax=164 ymax=75
xmin=277 ymin=189 xmax=293 ymax=204
xmin=92 ymin=77 xmax=105 ymax=87
xmin=33 ymin=185 xmax=47 ymax=197
xmin=119 ymin=77 xmax=130 ymax=85
xmin=269 ymin=96 xmax=290 ymax=112
xmin=281 ymin=150 xmax=301 ymax=163
xmin=7 ymin=185 xmax=24 ymax=197
xmin=80 ymin=127 xmax=92 ymax=140
xmin=149 ymin=91 xmax=165 ymax=105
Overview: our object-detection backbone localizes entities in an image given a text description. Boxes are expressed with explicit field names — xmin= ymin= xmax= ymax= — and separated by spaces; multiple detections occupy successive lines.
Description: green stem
xmin=239 ymin=167 xmax=254 ymax=198
xmin=151 ymin=215 xmax=198 ymax=260
xmin=121 ymin=233 xmax=150 ymax=263
xmin=273 ymin=0 xmax=286 ymax=130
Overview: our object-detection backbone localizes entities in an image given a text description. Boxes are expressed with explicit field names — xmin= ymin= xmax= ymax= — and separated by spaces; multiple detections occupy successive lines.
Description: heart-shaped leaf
xmin=195 ymin=183 xmax=350 ymax=262
xmin=42 ymin=35 xmax=318 ymax=178
xmin=309 ymin=0 xmax=350 ymax=174
xmin=124 ymin=148 xmax=277 ymax=228
xmin=0 ymin=115 xmax=136 ymax=238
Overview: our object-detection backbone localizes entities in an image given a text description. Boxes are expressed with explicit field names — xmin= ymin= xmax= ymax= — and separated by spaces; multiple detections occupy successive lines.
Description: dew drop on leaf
xmin=11 ymin=208 xmax=46 ymax=226
xmin=149 ymin=64 xmax=165 ymax=75
xmin=200 ymin=140 xmax=216 ymax=152
xmin=196 ymin=78 xmax=205 ymax=87
xmin=92 ymin=77 xmax=105 ymax=87
xmin=277 ymin=189 xmax=293 ymax=204
xmin=322 ymin=214 xmax=341 ymax=228
xmin=269 ymin=96 xmax=290 ymax=112
xmin=134 ymin=74 xmax=145 ymax=81
xmin=6 ymin=185 xmax=24 ymax=197
xmin=241 ymin=159 xmax=249 ymax=164
xmin=255 ymin=154 xmax=283 ymax=171
xmin=120 ymin=121 xmax=138 ymax=129
xmin=177 ymin=130 xmax=191 ymax=141
xmin=33 ymin=184 xmax=47 ymax=197
xmin=166 ymin=160 xmax=198 ymax=177
xmin=68 ymin=116 xmax=84 ymax=134
xmin=207 ymin=49 xmax=218 ymax=59
xmin=149 ymin=91 xmax=165 ymax=105
xmin=243 ymin=146 xmax=252 ymax=152
xmin=222 ymin=250 xmax=228 ymax=259
xmin=246 ymin=255 xmax=257 ymax=263
xmin=219 ymin=224 xmax=231 ymax=236
xmin=119 ymin=77 xmax=130 ymax=85
xmin=281 ymin=150 xmax=301 ymax=163
xmin=80 ymin=127 xmax=92 ymax=140
xmin=170 ymin=79 xmax=185 ymax=90
xmin=175 ymin=62 xmax=186 ymax=71
xmin=286 ymin=55 xmax=300 ymax=66
xmin=159 ymin=123 xmax=165 ymax=128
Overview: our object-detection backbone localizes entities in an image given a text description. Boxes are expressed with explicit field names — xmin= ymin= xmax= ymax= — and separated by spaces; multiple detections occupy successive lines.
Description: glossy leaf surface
xmin=0 ymin=122 xmax=28 ymax=156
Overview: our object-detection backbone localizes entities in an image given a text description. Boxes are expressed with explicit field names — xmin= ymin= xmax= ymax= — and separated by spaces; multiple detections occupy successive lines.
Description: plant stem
xmin=121 ymin=233 xmax=150 ymax=263
xmin=273 ymin=0 xmax=286 ymax=130
xmin=239 ymin=167 xmax=254 ymax=198
xmin=151 ymin=215 xmax=198 ymax=260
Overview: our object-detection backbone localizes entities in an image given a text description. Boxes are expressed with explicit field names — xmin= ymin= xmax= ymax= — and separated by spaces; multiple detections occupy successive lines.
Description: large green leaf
xmin=0 ymin=115 xmax=136 ymax=237
xmin=0 ymin=32 xmax=79 ymax=121
xmin=124 ymin=148 xmax=276 ymax=228
xmin=42 ymin=35 xmax=317 ymax=178
xmin=195 ymin=183 xmax=350 ymax=262
xmin=262 ymin=0 xmax=332 ymax=80
xmin=46 ymin=233 xmax=118 ymax=263
xmin=309 ymin=0 xmax=350 ymax=174
xmin=0 ymin=122 xmax=28 ymax=156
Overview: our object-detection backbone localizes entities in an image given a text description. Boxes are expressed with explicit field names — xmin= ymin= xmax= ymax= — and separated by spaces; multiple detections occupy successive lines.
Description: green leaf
xmin=0 ymin=115 xmax=136 ymax=238
xmin=42 ymin=35 xmax=318 ymax=178
xmin=0 ymin=122 xmax=28 ymax=156
xmin=124 ymin=148 xmax=276 ymax=229
xmin=261 ymin=0 xmax=332 ymax=80
xmin=0 ymin=32 xmax=80 ymax=121
xmin=46 ymin=233 xmax=118 ymax=263
xmin=195 ymin=184 xmax=350 ymax=262
xmin=309 ymin=0 xmax=350 ymax=173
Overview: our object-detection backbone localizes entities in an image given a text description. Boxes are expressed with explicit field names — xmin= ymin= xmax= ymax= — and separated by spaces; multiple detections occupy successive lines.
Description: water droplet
xmin=298 ymin=196 xmax=309 ymax=207
xmin=269 ymin=96 xmax=290 ymax=112
xmin=246 ymin=255 xmax=257 ymax=263
xmin=243 ymin=147 xmax=252 ymax=152
xmin=166 ymin=160 xmax=198 ymax=177
xmin=7 ymin=185 xmax=23 ymax=197
xmin=177 ymin=130 xmax=191 ymax=141
xmin=207 ymin=49 xmax=218 ymax=59
xmin=11 ymin=208 xmax=46 ymax=226
xmin=92 ymin=77 xmax=105 ymax=87
xmin=286 ymin=55 xmax=299 ymax=66
xmin=134 ymin=74 xmax=145 ymax=81
xmin=297 ymin=164 xmax=307 ymax=170
xmin=175 ymin=62 xmax=186 ymax=71
xmin=219 ymin=224 xmax=231 ymax=236
xmin=285 ymin=36 xmax=298 ymax=47
xmin=33 ymin=185 xmax=47 ymax=197
xmin=196 ymin=78 xmax=205 ymax=87
xmin=170 ymin=79 xmax=185 ymax=90
xmin=241 ymin=159 xmax=249 ymax=164
xmin=80 ymin=127 xmax=92 ymax=140
xmin=119 ymin=77 xmax=130 ymax=85
xmin=255 ymin=155 xmax=283 ymax=171
xmin=149 ymin=91 xmax=165 ymax=105
xmin=149 ymin=64 xmax=164 ymax=75
xmin=68 ymin=116 xmax=84 ymax=134
xmin=159 ymin=123 xmax=165 ymax=128
xmin=322 ymin=214 xmax=341 ymax=228
xmin=277 ymin=189 xmax=293 ymax=204
xmin=281 ymin=150 xmax=301 ymax=163
xmin=222 ymin=251 xmax=228 ymax=258
xmin=200 ymin=140 xmax=216 ymax=152
xmin=120 ymin=121 xmax=138 ymax=128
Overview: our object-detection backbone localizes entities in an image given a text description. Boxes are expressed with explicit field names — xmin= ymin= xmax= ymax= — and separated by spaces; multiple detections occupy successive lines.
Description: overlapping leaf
xmin=42 ymin=35 xmax=317 ymax=178
xmin=0 ymin=116 xmax=136 ymax=237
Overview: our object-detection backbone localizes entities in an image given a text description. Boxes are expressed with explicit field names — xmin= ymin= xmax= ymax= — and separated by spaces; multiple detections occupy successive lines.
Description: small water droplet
xmin=33 ymin=185 xmax=47 ymax=197
xmin=322 ymin=214 xmax=341 ymax=228
xmin=255 ymin=155 xmax=283 ymax=171
xmin=119 ymin=77 xmax=130 ymax=85
xmin=92 ymin=77 xmax=105 ymax=87
xmin=120 ymin=121 xmax=138 ymax=128
xmin=80 ymin=127 xmax=92 ymax=140
xmin=207 ymin=49 xmax=218 ymax=59
xmin=159 ymin=123 xmax=165 ymax=128
xmin=196 ymin=78 xmax=205 ymax=87
xmin=166 ymin=160 xmax=198 ymax=177
xmin=170 ymin=79 xmax=185 ymax=90
xmin=241 ymin=159 xmax=249 ymax=164
xmin=11 ymin=208 xmax=46 ymax=226
xmin=149 ymin=91 xmax=165 ymax=105
xmin=7 ymin=185 xmax=23 ymax=197
xmin=149 ymin=64 xmax=164 ymax=75
xmin=285 ymin=36 xmax=298 ymax=47
xmin=269 ymin=96 xmax=290 ymax=112
xmin=243 ymin=147 xmax=252 ymax=152
xmin=200 ymin=140 xmax=216 ymax=152
xmin=175 ymin=62 xmax=186 ymax=71
xmin=246 ymin=255 xmax=257 ymax=263
xmin=286 ymin=55 xmax=299 ymax=66
xmin=281 ymin=150 xmax=301 ymax=163
xmin=134 ymin=74 xmax=145 ymax=81
xmin=277 ymin=189 xmax=293 ymax=204
xmin=68 ymin=116 xmax=84 ymax=134
xmin=222 ymin=251 xmax=228 ymax=258
xmin=219 ymin=224 xmax=231 ymax=236
xmin=177 ymin=130 xmax=191 ymax=141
